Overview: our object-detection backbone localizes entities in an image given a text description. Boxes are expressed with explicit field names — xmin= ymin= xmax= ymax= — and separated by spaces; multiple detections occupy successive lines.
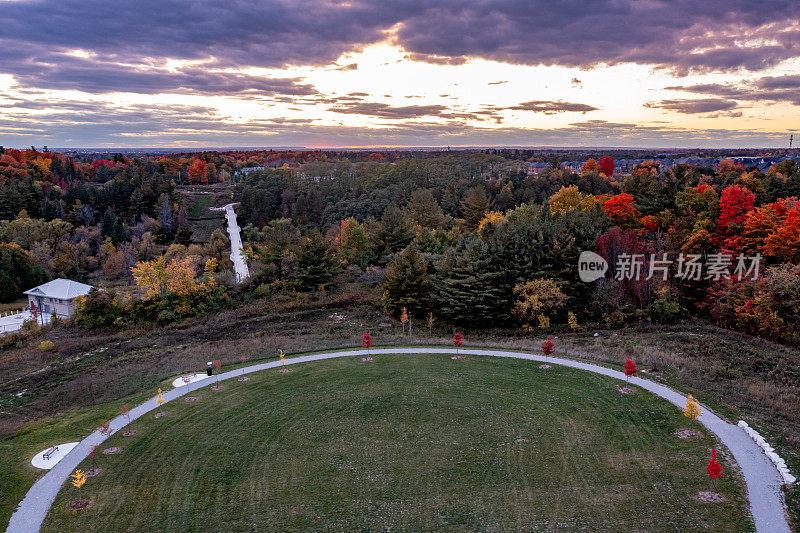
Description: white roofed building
xmin=23 ymin=279 xmax=94 ymax=323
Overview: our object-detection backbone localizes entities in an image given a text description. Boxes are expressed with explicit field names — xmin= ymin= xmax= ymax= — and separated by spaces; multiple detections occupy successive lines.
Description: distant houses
xmin=23 ymin=278 xmax=94 ymax=322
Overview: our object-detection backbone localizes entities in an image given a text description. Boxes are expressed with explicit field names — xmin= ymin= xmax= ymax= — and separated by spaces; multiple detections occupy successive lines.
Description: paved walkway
xmin=6 ymin=348 xmax=790 ymax=533
xmin=209 ymin=203 xmax=249 ymax=282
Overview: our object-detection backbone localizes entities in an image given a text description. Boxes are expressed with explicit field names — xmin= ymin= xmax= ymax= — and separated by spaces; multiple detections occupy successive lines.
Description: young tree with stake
xmin=213 ymin=359 xmax=222 ymax=382
xmin=706 ymin=448 xmax=724 ymax=494
xmin=71 ymin=469 xmax=87 ymax=504
xmin=362 ymin=332 xmax=372 ymax=360
xmin=453 ymin=331 xmax=463 ymax=356
xmin=541 ymin=336 xmax=554 ymax=364
xmin=684 ymin=395 xmax=701 ymax=433
xmin=623 ymin=358 xmax=637 ymax=386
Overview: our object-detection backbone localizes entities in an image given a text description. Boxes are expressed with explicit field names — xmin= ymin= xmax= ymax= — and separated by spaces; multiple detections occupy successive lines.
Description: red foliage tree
xmin=29 ymin=302 xmax=40 ymax=324
xmin=717 ymin=185 xmax=755 ymax=251
xmin=706 ymin=448 xmax=724 ymax=493
xmin=541 ymin=335 xmax=554 ymax=355
xmin=603 ymin=193 xmax=641 ymax=228
xmin=187 ymin=159 xmax=207 ymax=184
xmin=452 ymin=331 xmax=463 ymax=348
xmin=361 ymin=331 xmax=372 ymax=360
xmin=598 ymin=156 xmax=615 ymax=177
xmin=623 ymin=358 xmax=637 ymax=384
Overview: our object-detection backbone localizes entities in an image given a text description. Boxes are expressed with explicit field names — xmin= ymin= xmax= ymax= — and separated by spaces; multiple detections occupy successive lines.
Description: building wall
xmin=27 ymin=296 xmax=77 ymax=318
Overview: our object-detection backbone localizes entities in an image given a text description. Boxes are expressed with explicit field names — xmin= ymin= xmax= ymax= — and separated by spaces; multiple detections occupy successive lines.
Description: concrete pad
xmin=171 ymin=373 xmax=211 ymax=388
xmin=31 ymin=442 xmax=79 ymax=470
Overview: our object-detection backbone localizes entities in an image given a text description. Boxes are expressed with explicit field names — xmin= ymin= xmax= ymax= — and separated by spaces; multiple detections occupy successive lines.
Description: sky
xmin=1 ymin=0 xmax=800 ymax=149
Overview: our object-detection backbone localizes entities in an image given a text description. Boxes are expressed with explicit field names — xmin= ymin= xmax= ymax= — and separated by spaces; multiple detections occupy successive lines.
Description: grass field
xmin=42 ymin=355 xmax=749 ymax=532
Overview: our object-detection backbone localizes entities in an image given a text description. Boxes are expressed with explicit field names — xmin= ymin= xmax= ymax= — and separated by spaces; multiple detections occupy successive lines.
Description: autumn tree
xmin=361 ymin=331 xmax=373 ymax=360
xmin=580 ymin=158 xmax=598 ymax=176
xmin=541 ymin=335 xmax=554 ymax=364
xmin=683 ymin=395 xmax=701 ymax=433
xmin=598 ymin=156 xmax=615 ymax=178
xmin=603 ymin=193 xmax=641 ymax=228
xmin=706 ymin=448 xmax=724 ymax=494
xmin=511 ymin=278 xmax=568 ymax=326
xmin=623 ymin=358 xmax=637 ymax=385
xmin=453 ymin=331 xmax=463 ymax=355
xmin=549 ymin=185 xmax=583 ymax=214
xmin=717 ymin=185 xmax=756 ymax=250
xmin=70 ymin=469 xmax=87 ymax=504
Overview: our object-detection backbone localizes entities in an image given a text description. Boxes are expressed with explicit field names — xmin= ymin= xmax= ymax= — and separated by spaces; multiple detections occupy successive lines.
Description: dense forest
xmin=1 ymin=146 xmax=799 ymax=344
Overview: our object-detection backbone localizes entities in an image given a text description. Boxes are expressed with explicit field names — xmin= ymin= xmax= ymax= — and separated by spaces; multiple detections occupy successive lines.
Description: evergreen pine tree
xmin=381 ymin=247 xmax=433 ymax=316
xmin=461 ymin=187 xmax=490 ymax=230
xmin=437 ymin=235 xmax=508 ymax=325
xmin=294 ymin=230 xmax=336 ymax=292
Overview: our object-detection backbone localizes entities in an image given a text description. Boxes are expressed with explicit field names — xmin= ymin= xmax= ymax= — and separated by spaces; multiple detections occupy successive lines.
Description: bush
xmin=650 ymin=299 xmax=684 ymax=324
xmin=73 ymin=288 xmax=121 ymax=328
xmin=38 ymin=340 xmax=54 ymax=351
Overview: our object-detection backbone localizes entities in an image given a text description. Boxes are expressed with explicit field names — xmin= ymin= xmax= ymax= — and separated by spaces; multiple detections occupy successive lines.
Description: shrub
xmin=650 ymin=299 xmax=684 ymax=324
xmin=38 ymin=340 xmax=54 ymax=351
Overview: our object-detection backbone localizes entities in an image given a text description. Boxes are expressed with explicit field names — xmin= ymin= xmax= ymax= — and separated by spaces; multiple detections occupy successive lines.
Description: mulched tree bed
xmin=237 ymin=376 xmax=250 ymax=382
xmin=154 ymin=412 xmax=167 ymax=419
xmin=184 ymin=396 xmax=199 ymax=402
xmin=85 ymin=467 xmax=102 ymax=477
xmin=210 ymin=385 xmax=224 ymax=391
xmin=69 ymin=499 xmax=91 ymax=510
xmin=617 ymin=386 xmax=636 ymax=395
xmin=675 ymin=428 xmax=702 ymax=439
xmin=122 ymin=430 xmax=136 ymax=437
xmin=102 ymin=447 xmax=121 ymax=455
xmin=696 ymin=491 xmax=726 ymax=503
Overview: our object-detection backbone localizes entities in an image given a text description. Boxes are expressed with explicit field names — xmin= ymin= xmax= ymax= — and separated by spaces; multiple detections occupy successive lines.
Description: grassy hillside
xmin=43 ymin=356 xmax=749 ymax=532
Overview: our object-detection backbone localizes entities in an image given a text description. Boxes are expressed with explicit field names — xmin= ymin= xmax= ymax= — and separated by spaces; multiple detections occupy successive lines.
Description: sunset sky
xmin=1 ymin=0 xmax=800 ymax=148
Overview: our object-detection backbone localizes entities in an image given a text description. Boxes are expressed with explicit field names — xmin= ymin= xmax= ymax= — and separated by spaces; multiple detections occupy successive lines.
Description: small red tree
xmin=213 ymin=359 xmax=222 ymax=382
xmin=452 ymin=331 xmax=463 ymax=355
xmin=541 ymin=335 xmax=554 ymax=363
xmin=706 ymin=448 xmax=724 ymax=494
xmin=29 ymin=302 xmax=40 ymax=324
xmin=623 ymin=358 xmax=637 ymax=385
xmin=362 ymin=332 xmax=372 ymax=359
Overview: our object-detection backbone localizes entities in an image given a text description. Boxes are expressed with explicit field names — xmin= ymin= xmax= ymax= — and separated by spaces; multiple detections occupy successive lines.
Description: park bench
xmin=43 ymin=445 xmax=59 ymax=460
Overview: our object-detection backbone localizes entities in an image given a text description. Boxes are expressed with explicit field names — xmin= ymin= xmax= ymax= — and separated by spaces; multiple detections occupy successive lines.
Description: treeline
xmin=236 ymin=156 xmax=800 ymax=343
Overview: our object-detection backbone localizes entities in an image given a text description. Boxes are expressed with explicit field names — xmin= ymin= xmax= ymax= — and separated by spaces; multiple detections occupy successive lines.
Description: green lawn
xmin=41 ymin=355 xmax=750 ymax=532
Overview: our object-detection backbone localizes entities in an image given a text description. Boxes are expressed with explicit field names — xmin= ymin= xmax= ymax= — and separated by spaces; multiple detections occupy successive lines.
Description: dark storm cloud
xmin=644 ymin=98 xmax=739 ymax=114
xmin=666 ymin=75 xmax=800 ymax=106
xmin=1 ymin=0 xmax=799 ymax=98
xmin=0 ymin=49 xmax=316 ymax=96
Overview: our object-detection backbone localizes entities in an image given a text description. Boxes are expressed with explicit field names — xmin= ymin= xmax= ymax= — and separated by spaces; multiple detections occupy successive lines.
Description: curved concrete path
xmin=7 ymin=347 xmax=790 ymax=533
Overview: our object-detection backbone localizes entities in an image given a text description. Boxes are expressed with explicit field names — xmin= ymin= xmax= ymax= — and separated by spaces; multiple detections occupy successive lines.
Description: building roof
xmin=23 ymin=279 xmax=95 ymax=300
